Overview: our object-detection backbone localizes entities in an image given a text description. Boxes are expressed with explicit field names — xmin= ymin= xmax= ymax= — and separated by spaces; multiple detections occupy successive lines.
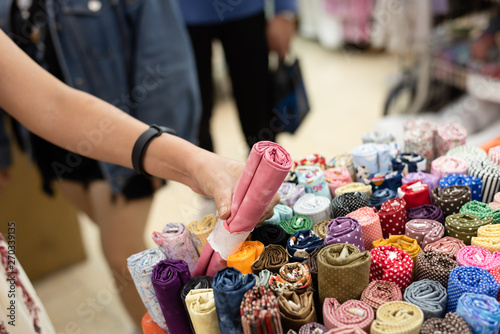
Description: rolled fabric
xmin=318 ymin=244 xmax=371 ymax=304
xmin=420 ymin=312 xmax=472 ymax=334
xmin=324 ymin=217 xmax=365 ymax=251
xmin=181 ymin=275 xmax=214 ymax=327
xmin=297 ymin=167 xmax=332 ymax=199
xmin=478 ymin=224 xmax=500 ymax=239
xmin=323 ymin=298 xmax=374 ymax=332
xmin=278 ymin=291 xmax=317 ymax=332
xmin=489 ymin=146 xmax=500 ymax=165
xmin=460 ymin=200 xmax=500 ymax=224
xmin=447 ymin=266 xmax=499 ymax=312
xmin=407 ymin=204 xmax=444 ymax=224
xmin=251 ymin=224 xmax=288 ymax=248
xmin=415 ymin=250 xmax=459 ymax=288
xmin=252 ymin=244 xmax=289 ymax=274
xmin=240 ymin=286 xmax=283 ymax=334
xmin=370 ymin=301 xmax=424 ymax=334
xmin=335 ymin=183 xmax=373 ymax=198
xmin=369 ymin=245 xmax=413 ymax=290
xmin=404 ymin=128 xmax=435 ymax=170
xmin=185 ymin=289 xmax=220 ymax=334
xmin=280 ymin=215 xmax=314 ymax=236
xmin=227 ymin=241 xmax=264 ymax=275
xmin=377 ymin=198 xmax=407 ymax=238
xmin=472 ymin=224 xmax=500 ymax=252
xmin=405 ymin=219 xmax=444 ymax=248
xmin=287 ymin=230 xmax=324 ymax=262
xmin=266 ymin=204 xmax=294 ymax=225
xmin=256 ymin=269 xmax=273 ymax=287
xmin=364 ymin=171 xmax=402 ymax=193
xmin=279 ymin=183 xmax=306 ymax=208
xmin=213 ymin=267 xmax=256 ymax=333
xmin=334 ymin=153 xmax=356 ymax=181
xmin=397 ymin=181 xmax=431 ymax=209
xmin=456 ymin=246 xmax=500 ymax=271
xmin=435 ymin=122 xmax=467 ymax=157
xmin=447 ymin=145 xmax=487 ymax=165
xmin=293 ymin=194 xmax=332 ymax=224
xmin=373 ymin=235 xmax=421 ymax=272
xmin=431 ymin=156 xmax=468 ymax=179
xmin=313 ymin=220 xmax=329 ymax=239
xmin=403 ymin=118 xmax=437 ymax=133
xmin=424 ymin=236 xmax=466 ymax=259
xmin=456 ymin=293 xmax=500 ymax=334
xmin=362 ymin=130 xmax=397 ymax=145
xmin=439 ymin=173 xmax=483 ymax=201
xmin=299 ymin=323 xmax=328 ymax=334
xmin=331 ymin=192 xmax=369 ymax=218
xmin=188 ymin=214 xmax=217 ymax=254
xmin=347 ymin=207 xmax=383 ymax=251
xmin=361 ymin=281 xmax=402 ymax=311
xmin=368 ymin=189 xmax=397 ymax=210
xmin=403 ymin=279 xmax=447 ymax=320
xmin=325 ymin=326 xmax=367 ymax=334
xmin=490 ymin=192 xmax=500 ymax=210
xmin=402 ymin=171 xmax=440 ymax=191
xmin=127 ymin=249 xmax=167 ymax=331
xmin=391 ymin=153 xmax=427 ymax=176
xmin=307 ymin=245 xmax=326 ymax=325
xmin=269 ymin=262 xmax=312 ymax=295
xmin=324 ymin=168 xmax=353 ymax=197
xmin=352 ymin=143 xmax=392 ymax=181
xmin=469 ymin=160 xmax=500 ymax=203
xmin=296 ymin=153 xmax=327 ymax=170
xmin=151 ymin=259 xmax=192 ymax=334
xmin=491 ymin=266 xmax=500 ymax=301
xmin=445 ymin=213 xmax=492 ymax=245
xmin=432 ymin=185 xmax=471 ymax=217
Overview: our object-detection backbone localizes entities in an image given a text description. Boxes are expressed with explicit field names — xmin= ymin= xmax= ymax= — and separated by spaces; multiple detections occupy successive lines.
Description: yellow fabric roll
xmin=371 ymin=301 xmax=423 ymax=334
xmin=227 ymin=241 xmax=264 ymax=274
xmin=477 ymin=224 xmax=500 ymax=238
xmin=373 ymin=235 xmax=421 ymax=272
xmin=472 ymin=237 xmax=500 ymax=252
xmin=188 ymin=214 xmax=217 ymax=254
xmin=185 ymin=289 xmax=220 ymax=334
xmin=335 ymin=182 xmax=373 ymax=197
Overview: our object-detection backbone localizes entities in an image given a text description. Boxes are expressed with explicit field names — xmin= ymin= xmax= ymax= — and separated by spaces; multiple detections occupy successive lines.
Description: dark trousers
xmin=187 ymin=12 xmax=276 ymax=152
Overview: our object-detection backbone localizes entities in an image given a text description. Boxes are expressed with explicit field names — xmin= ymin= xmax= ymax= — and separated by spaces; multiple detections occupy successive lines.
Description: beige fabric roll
xmin=335 ymin=182 xmax=373 ymax=197
xmin=185 ymin=288 xmax=220 ymax=334
xmin=371 ymin=301 xmax=423 ymax=334
xmin=278 ymin=291 xmax=317 ymax=332
xmin=188 ymin=214 xmax=217 ymax=253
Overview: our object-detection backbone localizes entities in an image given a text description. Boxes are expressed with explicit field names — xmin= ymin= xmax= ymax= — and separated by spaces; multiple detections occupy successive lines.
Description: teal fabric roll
xmin=266 ymin=204 xmax=294 ymax=225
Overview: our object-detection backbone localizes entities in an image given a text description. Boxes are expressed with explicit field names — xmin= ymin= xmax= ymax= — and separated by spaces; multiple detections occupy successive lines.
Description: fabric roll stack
xmin=370 ymin=301 xmax=424 ymax=334
xmin=368 ymin=188 xmax=397 ymax=209
xmin=361 ymin=281 xmax=402 ymax=311
xmin=415 ymin=250 xmax=459 ymax=288
xmin=407 ymin=204 xmax=444 ymax=224
xmin=252 ymin=244 xmax=289 ymax=274
xmin=213 ymin=267 xmax=256 ymax=333
xmin=460 ymin=200 xmax=500 ymax=224
xmin=447 ymin=266 xmax=499 ymax=312
xmin=335 ymin=183 xmax=373 ymax=198
xmin=278 ymin=291 xmax=317 ymax=332
xmin=391 ymin=153 xmax=427 ymax=176
xmin=432 ymin=185 xmax=471 ymax=216
xmin=405 ymin=219 xmax=444 ymax=248
xmin=372 ymin=235 xmax=421 ymax=271
xmin=293 ymin=194 xmax=332 ymax=224
xmin=431 ymin=156 xmax=468 ymax=179
xmin=403 ymin=118 xmax=437 ymax=134
xmin=313 ymin=220 xmax=329 ymax=239
xmin=362 ymin=130 xmax=397 ymax=145
xmin=279 ymin=183 xmax=306 ymax=208
xmin=456 ymin=246 xmax=500 ymax=271
xmin=252 ymin=224 xmax=289 ymax=248
xmin=468 ymin=160 xmax=500 ymax=203
xmin=287 ymin=230 xmax=324 ymax=262
xmin=352 ymin=143 xmax=391 ymax=181
xmin=402 ymin=172 xmax=440 ymax=191
xmin=435 ymin=123 xmax=467 ymax=157
xmin=298 ymin=323 xmax=328 ymax=333
xmin=324 ymin=168 xmax=353 ymax=197
xmin=269 ymin=262 xmax=312 ymax=295
xmin=364 ymin=171 xmax=402 ymax=193
xmin=240 ymin=286 xmax=283 ymax=334
xmin=424 ymin=236 xmax=466 ymax=259
xmin=472 ymin=224 xmax=500 ymax=252
xmin=377 ymin=198 xmax=407 ymax=238
xmin=185 ymin=289 xmax=219 ymax=334
xmin=317 ymin=244 xmax=371 ymax=304
xmin=227 ymin=241 xmax=264 ymax=275
xmin=489 ymin=146 xmax=500 ymax=165
xmin=456 ymin=293 xmax=500 ymax=334
xmin=280 ymin=215 xmax=314 ymax=236
xmin=188 ymin=214 xmax=217 ymax=254
xmin=397 ymin=181 xmax=431 ymax=209
xmin=256 ymin=270 xmax=273 ymax=287
xmin=445 ymin=213 xmax=493 ymax=245
xmin=439 ymin=173 xmax=483 ymax=201
xmin=404 ymin=128 xmax=435 ymax=170
xmin=334 ymin=153 xmax=356 ymax=181
xmin=447 ymin=145 xmax=487 ymax=165
xmin=323 ymin=298 xmax=374 ymax=332
xmin=297 ymin=167 xmax=332 ymax=200
xmin=331 ymin=192 xmax=369 ymax=218
xmin=370 ymin=245 xmax=413 ymax=290
xmin=266 ymin=204 xmax=294 ymax=225
xmin=420 ymin=312 xmax=472 ymax=334
xmin=324 ymin=217 xmax=365 ymax=251
xmin=403 ymin=279 xmax=447 ymax=320
xmin=347 ymin=207 xmax=383 ymax=251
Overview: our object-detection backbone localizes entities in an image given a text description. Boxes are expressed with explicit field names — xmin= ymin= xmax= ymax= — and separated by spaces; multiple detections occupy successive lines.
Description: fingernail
xmin=219 ymin=206 xmax=228 ymax=216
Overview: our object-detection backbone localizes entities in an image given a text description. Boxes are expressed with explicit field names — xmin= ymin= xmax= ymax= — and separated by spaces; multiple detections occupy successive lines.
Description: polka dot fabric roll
xmin=431 ymin=156 xmax=468 ymax=179
xmin=331 ymin=192 xmax=369 ymax=218
xmin=324 ymin=217 xmax=365 ymax=251
xmin=435 ymin=122 xmax=467 ymax=157
xmin=456 ymin=246 xmax=500 ymax=271
xmin=370 ymin=301 xmax=424 ymax=334
xmin=420 ymin=312 xmax=472 ymax=334
xmin=459 ymin=200 xmax=500 ymax=224
xmin=490 ymin=267 xmax=500 ymax=301
xmin=377 ymin=198 xmax=407 ymax=238
xmin=407 ymin=204 xmax=444 ymax=224
xmin=397 ymin=181 xmax=431 ymax=209
xmin=347 ymin=207 xmax=383 ymax=251
xmin=323 ymin=298 xmax=374 ymax=332
xmin=369 ymin=245 xmax=413 ymax=291
xmin=469 ymin=160 xmax=500 ymax=203
xmin=415 ymin=249 xmax=459 ymax=288
xmin=472 ymin=224 xmax=500 ymax=252
xmin=445 ymin=213 xmax=493 ymax=245
xmin=439 ymin=173 xmax=483 ymax=201
xmin=361 ymin=281 xmax=402 ymax=311
xmin=431 ymin=185 xmax=471 ymax=217
xmin=372 ymin=235 xmax=421 ymax=271
xmin=424 ymin=236 xmax=466 ymax=259
xmin=405 ymin=219 xmax=444 ymax=248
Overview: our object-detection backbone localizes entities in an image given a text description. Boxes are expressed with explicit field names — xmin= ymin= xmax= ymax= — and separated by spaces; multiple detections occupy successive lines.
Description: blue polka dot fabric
xmin=440 ymin=174 xmax=483 ymax=202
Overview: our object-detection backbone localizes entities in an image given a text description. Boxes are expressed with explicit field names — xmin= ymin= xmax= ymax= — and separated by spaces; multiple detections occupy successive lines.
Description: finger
xmin=259 ymin=193 xmax=281 ymax=223
xmin=213 ymin=188 xmax=232 ymax=221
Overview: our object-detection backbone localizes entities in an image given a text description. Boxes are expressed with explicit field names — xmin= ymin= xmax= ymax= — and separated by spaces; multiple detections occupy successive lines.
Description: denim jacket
xmin=0 ymin=0 xmax=201 ymax=192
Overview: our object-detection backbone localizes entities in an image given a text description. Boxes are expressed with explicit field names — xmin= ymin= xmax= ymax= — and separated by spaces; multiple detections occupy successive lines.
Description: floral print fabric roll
xmin=269 ymin=262 xmax=312 ymax=295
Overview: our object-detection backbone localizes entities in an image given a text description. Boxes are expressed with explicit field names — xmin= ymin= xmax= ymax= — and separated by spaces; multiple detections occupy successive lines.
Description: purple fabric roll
xmin=152 ymin=259 xmax=192 ymax=334
xmin=324 ymin=217 xmax=365 ymax=251
xmin=403 ymin=172 xmax=440 ymax=191
xmin=407 ymin=204 xmax=445 ymax=224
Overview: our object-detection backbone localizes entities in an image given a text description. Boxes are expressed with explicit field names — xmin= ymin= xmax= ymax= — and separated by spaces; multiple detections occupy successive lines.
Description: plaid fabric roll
xmin=372 ymin=235 xmax=421 ymax=272
xmin=469 ymin=160 xmax=500 ymax=203
xmin=280 ymin=215 xmax=314 ymax=236
xmin=405 ymin=219 xmax=444 ymax=248
xmin=347 ymin=207 xmax=383 ymax=251
xmin=323 ymin=298 xmax=374 ymax=332
xmin=439 ymin=173 xmax=483 ymax=201
xmin=445 ymin=213 xmax=493 ymax=245
xmin=331 ymin=192 xmax=369 ymax=218
xmin=293 ymin=194 xmax=332 ymax=224
xmin=361 ymin=280 xmax=402 ymax=311
xmin=391 ymin=153 xmax=427 ymax=176
xmin=403 ymin=279 xmax=447 ymax=320
xmin=298 ymin=322 xmax=328 ymax=334
xmin=435 ymin=122 xmax=467 ymax=157
xmin=404 ymin=129 xmax=435 ymax=170
xmin=279 ymin=183 xmax=306 ymax=208
xmin=447 ymin=266 xmax=499 ymax=312
xmin=456 ymin=246 xmax=500 ymax=271
xmin=420 ymin=312 xmax=472 ymax=334
xmin=240 ymin=286 xmax=283 ymax=334
xmin=407 ymin=204 xmax=444 ymax=224
xmin=324 ymin=168 xmax=353 ymax=197
xmin=402 ymin=172 xmax=439 ymax=191
xmin=424 ymin=236 xmax=466 ymax=259
xmin=431 ymin=185 xmax=471 ymax=217
xmin=252 ymin=224 xmax=289 ymax=248
xmin=431 ymin=156 xmax=468 ymax=179
xmin=447 ymin=145 xmax=487 ymax=164
xmin=370 ymin=301 xmax=424 ymax=334
xmin=415 ymin=250 xmax=459 ymax=288
xmin=313 ymin=220 xmax=329 ymax=239
xmin=324 ymin=217 xmax=365 ymax=251
xmin=335 ymin=183 xmax=373 ymax=198
xmin=297 ymin=167 xmax=332 ymax=200
xmin=370 ymin=245 xmax=413 ymax=291
xmin=278 ymin=291 xmax=317 ymax=332
xmin=252 ymin=244 xmax=289 ymax=274
xmin=460 ymin=200 xmax=500 ymax=224
xmin=456 ymin=293 xmax=500 ymax=334
xmin=489 ymin=146 xmax=500 ymax=165
xmin=397 ymin=181 xmax=431 ymax=209
xmin=377 ymin=198 xmax=407 ymax=238
xmin=368 ymin=189 xmax=397 ymax=210
xmin=286 ymin=230 xmax=324 ymax=262
xmin=269 ymin=262 xmax=312 ymax=295
xmin=188 ymin=214 xmax=217 ymax=254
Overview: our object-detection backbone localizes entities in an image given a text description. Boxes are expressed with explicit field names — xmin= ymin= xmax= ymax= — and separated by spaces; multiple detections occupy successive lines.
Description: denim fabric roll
xmin=445 ymin=213 xmax=492 ymax=245
xmin=240 ymin=286 xmax=283 ymax=334
xmin=266 ymin=204 xmax=294 ymax=225
xmin=403 ymin=279 xmax=447 ymax=320
xmin=460 ymin=200 xmax=500 ymax=224
xmin=370 ymin=301 xmax=424 ymax=334
xmin=420 ymin=312 xmax=472 ymax=334
xmin=252 ymin=224 xmax=289 ymax=248
xmin=403 ymin=172 xmax=440 ymax=192
xmin=278 ymin=291 xmax=317 ymax=332
xmin=293 ymin=194 xmax=332 ymax=224
xmin=424 ymin=236 xmax=466 ymax=259
xmin=185 ymin=289 xmax=220 ymax=334
xmin=447 ymin=145 xmax=487 ymax=165
xmin=213 ymin=267 xmax=256 ymax=334
xmin=456 ymin=246 xmax=500 ymax=271
xmin=252 ymin=244 xmax=289 ymax=274
xmin=151 ymin=259 xmax=192 ymax=334
xmin=368 ymin=188 xmax=397 ymax=210
xmin=364 ymin=171 xmax=402 ymax=193
xmin=347 ymin=207 xmax=383 ymax=251
xmin=405 ymin=219 xmax=444 ymax=248
xmin=280 ymin=215 xmax=314 ymax=236
xmin=352 ymin=143 xmax=391 ymax=181
xmin=447 ymin=266 xmax=499 ymax=312
xmin=269 ymin=262 xmax=312 ymax=295
xmin=324 ymin=168 xmax=353 ymax=197
xmin=415 ymin=250 xmax=459 ymax=288
xmin=297 ymin=167 xmax=331 ymax=199
xmin=299 ymin=322 xmax=328 ymax=334
xmin=331 ymin=192 xmax=369 ymax=218
xmin=456 ymin=293 xmax=500 ymax=334
xmin=370 ymin=245 xmax=413 ymax=291
xmin=323 ymin=298 xmax=374 ymax=332
xmin=440 ymin=173 xmax=483 ymax=201
xmin=469 ymin=160 xmax=500 ymax=203
xmin=407 ymin=204 xmax=444 ymax=224
xmin=324 ymin=217 xmax=365 ymax=251
xmin=256 ymin=269 xmax=273 ymax=287
xmin=397 ymin=181 xmax=431 ymax=209
xmin=287 ymin=230 xmax=324 ymax=262
xmin=391 ymin=153 xmax=427 ymax=176
xmin=377 ymin=198 xmax=407 ymax=238
xmin=361 ymin=280 xmax=402 ymax=311
xmin=279 ymin=183 xmax=306 ymax=207
xmin=432 ymin=185 xmax=471 ymax=217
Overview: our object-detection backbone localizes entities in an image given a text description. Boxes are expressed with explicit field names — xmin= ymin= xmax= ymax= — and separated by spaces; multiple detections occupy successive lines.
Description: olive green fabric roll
xmin=445 ymin=213 xmax=493 ymax=245
xmin=278 ymin=291 xmax=317 ymax=332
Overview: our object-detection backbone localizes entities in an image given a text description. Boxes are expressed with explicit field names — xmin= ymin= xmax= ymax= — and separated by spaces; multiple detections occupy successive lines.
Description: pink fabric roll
xmin=424 ymin=236 xmax=466 ymax=259
xmin=405 ymin=219 xmax=445 ymax=248
xmin=193 ymin=142 xmax=292 ymax=276
xmin=435 ymin=123 xmax=467 ymax=157
xmin=430 ymin=156 xmax=468 ymax=179
xmin=323 ymin=298 xmax=374 ymax=332
xmin=456 ymin=246 xmax=500 ymax=271
xmin=326 ymin=326 xmax=367 ymax=334
xmin=324 ymin=168 xmax=353 ymax=198
xmin=347 ymin=207 xmax=383 ymax=251
xmin=488 ymin=146 xmax=500 ymax=165
xmin=490 ymin=192 xmax=500 ymax=210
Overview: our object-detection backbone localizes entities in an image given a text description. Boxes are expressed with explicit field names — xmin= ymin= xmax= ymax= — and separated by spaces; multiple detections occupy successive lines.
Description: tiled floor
xmin=33 ymin=37 xmax=398 ymax=333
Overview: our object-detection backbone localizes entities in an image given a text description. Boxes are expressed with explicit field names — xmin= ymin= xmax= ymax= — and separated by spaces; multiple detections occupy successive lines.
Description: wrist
xmin=275 ymin=11 xmax=298 ymax=23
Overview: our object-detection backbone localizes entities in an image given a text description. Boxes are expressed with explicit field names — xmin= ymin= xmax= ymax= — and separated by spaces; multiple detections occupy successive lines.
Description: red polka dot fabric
xmin=378 ymin=198 xmax=407 ymax=238
xmin=369 ymin=245 xmax=413 ymax=291
xmin=490 ymin=266 xmax=500 ymax=302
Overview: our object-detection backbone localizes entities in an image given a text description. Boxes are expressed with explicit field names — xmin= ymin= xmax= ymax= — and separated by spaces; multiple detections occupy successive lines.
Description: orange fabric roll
xmin=227 ymin=241 xmax=264 ymax=274
xmin=481 ymin=136 xmax=500 ymax=153
xmin=142 ymin=313 xmax=168 ymax=334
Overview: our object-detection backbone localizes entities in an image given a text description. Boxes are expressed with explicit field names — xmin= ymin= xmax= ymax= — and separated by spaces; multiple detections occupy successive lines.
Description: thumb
xmin=214 ymin=188 xmax=232 ymax=221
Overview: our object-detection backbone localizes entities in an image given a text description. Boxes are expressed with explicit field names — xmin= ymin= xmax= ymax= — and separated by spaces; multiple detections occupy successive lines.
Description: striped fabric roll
xmin=323 ymin=298 xmax=374 ymax=332
xmin=240 ymin=286 xmax=282 ymax=334
xmin=405 ymin=219 xmax=444 ymax=248
xmin=431 ymin=156 xmax=468 ymax=179
xmin=435 ymin=122 xmax=467 ymax=157
xmin=489 ymin=146 xmax=500 ymax=165
xmin=280 ymin=215 xmax=314 ymax=236
xmin=391 ymin=153 xmax=427 ymax=176
xmin=424 ymin=236 xmax=466 ymax=259
xmin=402 ymin=171 xmax=440 ymax=191
xmin=469 ymin=160 xmax=500 ymax=203
xmin=447 ymin=145 xmax=487 ymax=165
xmin=456 ymin=293 xmax=500 ymax=334
xmin=331 ymin=192 xmax=369 ymax=218
xmin=372 ymin=235 xmax=421 ymax=272
xmin=347 ymin=207 xmax=383 ymax=251
xmin=293 ymin=194 xmax=332 ymax=224
xmin=403 ymin=279 xmax=447 ymax=320
xmin=420 ymin=312 xmax=472 ymax=334
xmin=361 ymin=280 xmax=402 ymax=311
xmin=445 ymin=213 xmax=493 ymax=245
xmin=377 ymin=198 xmax=407 ymax=238
xmin=335 ymin=183 xmax=373 ymax=198
xmin=279 ymin=183 xmax=306 ymax=208
xmin=407 ymin=205 xmax=444 ymax=224
xmin=188 ymin=214 xmax=217 ymax=254
xmin=456 ymin=246 xmax=500 ymax=271
xmin=370 ymin=301 xmax=424 ymax=334
xmin=324 ymin=168 xmax=353 ymax=197
xmin=431 ymin=185 xmax=471 ymax=217
xmin=397 ymin=181 xmax=431 ymax=209
xmin=369 ymin=245 xmax=413 ymax=290
xmin=415 ymin=249 xmax=459 ymax=288
xmin=368 ymin=189 xmax=397 ymax=210
xmin=404 ymin=129 xmax=435 ymax=170
xmin=439 ymin=173 xmax=483 ymax=201
xmin=460 ymin=200 xmax=500 ymax=224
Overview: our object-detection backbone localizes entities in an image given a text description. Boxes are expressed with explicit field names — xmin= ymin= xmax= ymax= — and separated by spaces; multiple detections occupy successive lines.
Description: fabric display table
xmin=322 ymin=298 xmax=374 ymax=332
xmin=432 ymin=185 xmax=471 ymax=217
xmin=424 ymin=236 xmax=466 ymax=259
xmin=415 ymin=250 xmax=459 ymax=288
xmin=377 ymin=198 xmax=407 ymax=238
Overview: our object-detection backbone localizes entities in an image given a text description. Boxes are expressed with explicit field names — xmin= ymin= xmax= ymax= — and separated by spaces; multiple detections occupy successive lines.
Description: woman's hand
xmin=266 ymin=15 xmax=296 ymax=59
